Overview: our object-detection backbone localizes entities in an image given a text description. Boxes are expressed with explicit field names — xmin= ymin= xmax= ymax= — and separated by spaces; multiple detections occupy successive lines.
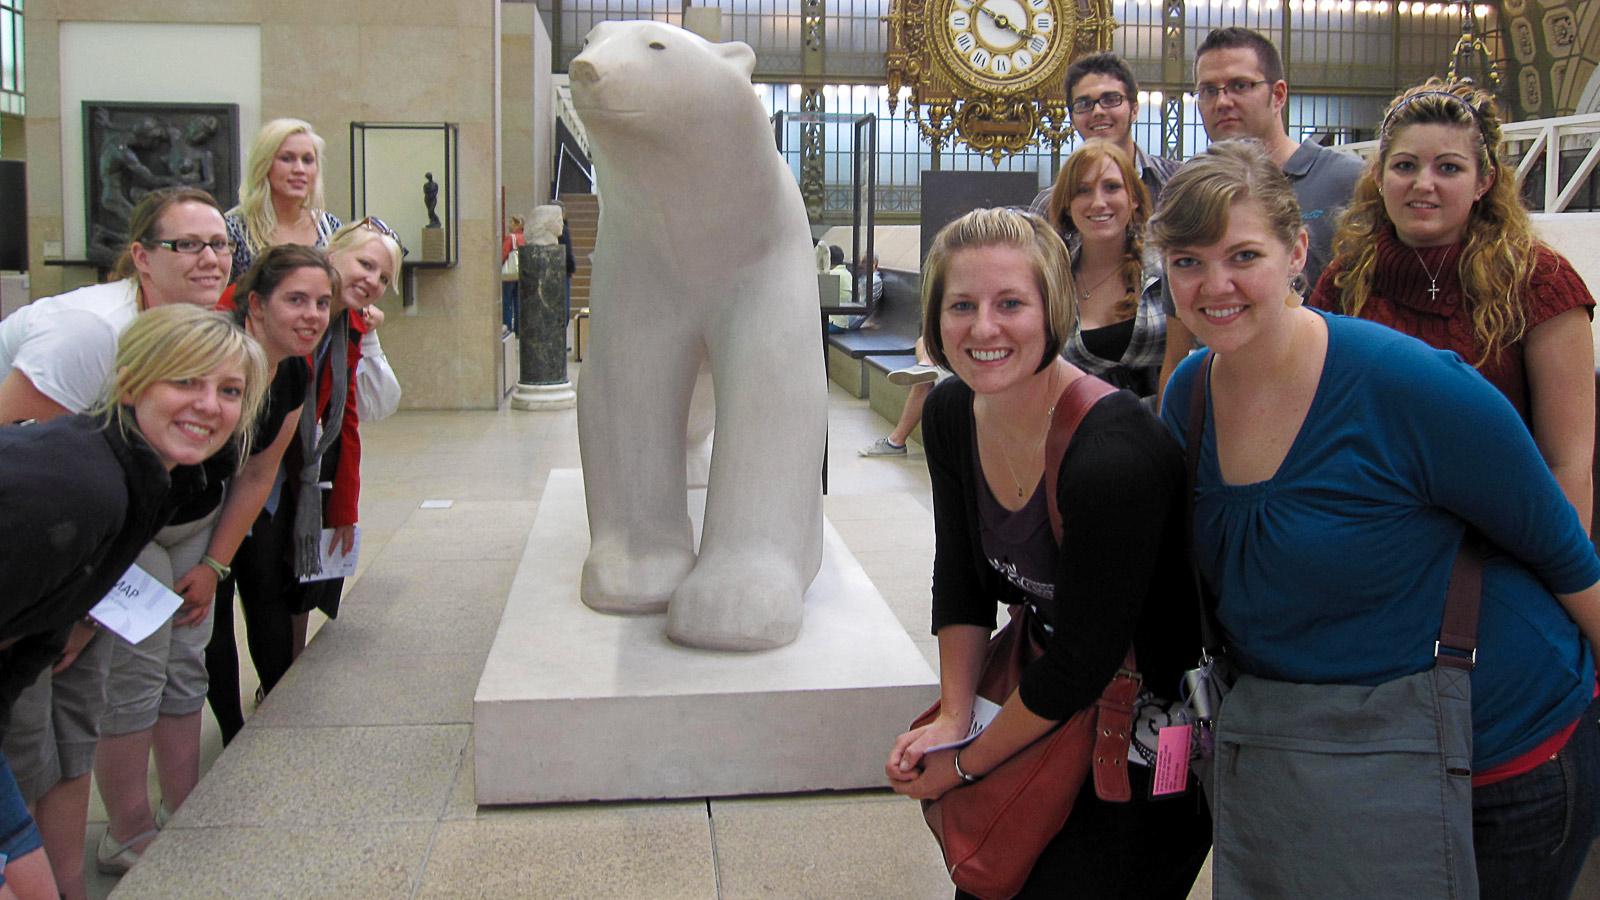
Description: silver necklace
xmin=994 ymin=369 xmax=1059 ymax=500
xmin=1411 ymin=246 xmax=1454 ymax=304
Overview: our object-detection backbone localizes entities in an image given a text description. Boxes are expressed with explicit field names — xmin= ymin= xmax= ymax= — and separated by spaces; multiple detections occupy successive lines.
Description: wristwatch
xmin=199 ymin=554 xmax=232 ymax=580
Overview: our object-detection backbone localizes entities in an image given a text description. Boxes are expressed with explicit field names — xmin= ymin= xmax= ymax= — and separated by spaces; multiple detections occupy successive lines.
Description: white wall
xmin=1532 ymin=213 xmax=1600 ymax=365
xmin=531 ymin=8 xmax=554 ymax=206
xmin=58 ymin=22 xmax=261 ymax=255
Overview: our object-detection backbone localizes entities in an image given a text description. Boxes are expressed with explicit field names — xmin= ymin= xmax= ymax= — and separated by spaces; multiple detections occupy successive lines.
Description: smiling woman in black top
xmin=884 ymin=208 xmax=1209 ymax=899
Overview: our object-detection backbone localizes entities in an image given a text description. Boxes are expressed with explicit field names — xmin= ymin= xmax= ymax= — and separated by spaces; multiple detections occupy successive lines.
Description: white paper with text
xmin=89 ymin=565 xmax=184 ymax=644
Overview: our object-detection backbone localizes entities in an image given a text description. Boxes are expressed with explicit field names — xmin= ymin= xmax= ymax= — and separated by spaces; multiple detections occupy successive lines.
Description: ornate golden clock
xmin=887 ymin=0 xmax=1116 ymax=161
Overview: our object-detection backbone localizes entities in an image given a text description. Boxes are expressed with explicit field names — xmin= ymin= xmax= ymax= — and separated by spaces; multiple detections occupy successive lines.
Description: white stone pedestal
xmin=511 ymin=381 xmax=576 ymax=410
xmin=473 ymin=470 xmax=939 ymax=805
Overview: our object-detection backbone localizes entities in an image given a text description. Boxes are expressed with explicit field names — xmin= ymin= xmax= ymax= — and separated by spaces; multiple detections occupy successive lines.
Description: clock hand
xmin=974 ymin=5 xmax=1031 ymax=40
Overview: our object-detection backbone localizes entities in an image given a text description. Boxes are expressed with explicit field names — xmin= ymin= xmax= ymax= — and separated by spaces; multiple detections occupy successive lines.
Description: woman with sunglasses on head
xmin=224 ymin=118 xmax=342 ymax=280
xmin=92 ymin=245 xmax=333 ymax=878
xmin=272 ymin=218 xmax=404 ymax=680
xmin=1310 ymin=79 xmax=1595 ymax=531
xmin=201 ymin=223 xmax=400 ymax=745
xmin=1043 ymin=142 xmax=1168 ymax=402
xmin=1159 ymin=140 xmax=1600 ymax=899
xmin=0 ymin=187 xmax=236 ymax=900
xmin=0 ymin=305 xmax=267 ymax=900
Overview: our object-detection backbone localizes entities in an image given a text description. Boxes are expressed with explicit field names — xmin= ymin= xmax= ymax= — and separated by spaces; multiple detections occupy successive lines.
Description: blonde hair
xmin=93 ymin=305 xmax=270 ymax=463
xmin=920 ymin=208 xmax=1077 ymax=373
xmin=1148 ymin=139 xmax=1306 ymax=257
xmin=1045 ymin=142 xmax=1151 ymax=320
xmin=324 ymin=220 xmax=404 ymax=298
xmin=229 ymin=119 xmax=328 ymax=259
xmin=1327 ymin=78 xmax=1536 ymax=366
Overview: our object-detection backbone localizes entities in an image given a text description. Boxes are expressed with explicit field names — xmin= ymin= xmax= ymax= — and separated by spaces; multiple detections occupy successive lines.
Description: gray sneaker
xmin=888 ymin=365 xmax=941 ymax=386
xmin=859 ymin=437 xmax=908 ymax=457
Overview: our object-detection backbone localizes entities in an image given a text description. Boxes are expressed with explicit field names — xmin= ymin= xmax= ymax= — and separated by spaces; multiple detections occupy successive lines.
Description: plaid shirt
xmin=1061 ymin=274 xmax=1167 ymax=402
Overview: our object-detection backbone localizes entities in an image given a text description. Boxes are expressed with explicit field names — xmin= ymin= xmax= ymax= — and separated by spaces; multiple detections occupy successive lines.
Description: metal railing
xmin=1342 ymin=111 xmax=1600 ymax=214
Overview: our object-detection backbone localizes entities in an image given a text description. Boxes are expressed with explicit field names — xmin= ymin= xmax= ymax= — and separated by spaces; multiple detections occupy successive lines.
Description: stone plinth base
xmin=511 ymin=381 xmax=576 ymax=411
xmin=420 ymin=225 xmax=445 ymax=262
xmin=473 ymin=470 xmax=938 ymax=805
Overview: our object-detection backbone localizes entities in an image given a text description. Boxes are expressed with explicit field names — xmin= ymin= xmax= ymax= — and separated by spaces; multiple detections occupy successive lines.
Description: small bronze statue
xmin=423 ymin=172 xmax=441 ymax=227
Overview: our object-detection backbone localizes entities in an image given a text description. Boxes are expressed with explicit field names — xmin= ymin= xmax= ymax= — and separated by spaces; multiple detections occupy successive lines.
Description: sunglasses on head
xmin=360 ymin=216 xmax=410 ymax=258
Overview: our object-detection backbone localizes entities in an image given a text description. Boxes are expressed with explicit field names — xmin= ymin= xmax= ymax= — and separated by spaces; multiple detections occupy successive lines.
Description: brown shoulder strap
xmin=1044 ymin=373 xmax=1117 ymax=545
xmin=1435 ymin=538 xmax=1483 ymax=670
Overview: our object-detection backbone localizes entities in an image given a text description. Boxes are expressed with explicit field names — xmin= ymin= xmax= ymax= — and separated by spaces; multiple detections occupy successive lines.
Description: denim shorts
xmin=0 ymin=754 xmax=44 ymax=885
xmin=1473 ymin=692 xmax=1600 ymax=900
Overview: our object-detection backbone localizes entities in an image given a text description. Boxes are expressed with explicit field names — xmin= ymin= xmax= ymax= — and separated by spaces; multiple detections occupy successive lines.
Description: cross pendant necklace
xmin=1411 ymin=246 xmax=1454 ymax=304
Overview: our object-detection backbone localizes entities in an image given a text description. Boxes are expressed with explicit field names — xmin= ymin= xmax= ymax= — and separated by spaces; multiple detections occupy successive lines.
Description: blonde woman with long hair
xmin=1310 ymin=78 xmax=1595 ymax=529
xmin=224 ymin=118 xmax=343 ymax=279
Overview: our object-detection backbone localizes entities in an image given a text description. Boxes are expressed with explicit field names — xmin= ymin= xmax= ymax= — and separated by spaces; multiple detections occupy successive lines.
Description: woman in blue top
xmin=1155 ymin=140 xmax=1600 ymax=900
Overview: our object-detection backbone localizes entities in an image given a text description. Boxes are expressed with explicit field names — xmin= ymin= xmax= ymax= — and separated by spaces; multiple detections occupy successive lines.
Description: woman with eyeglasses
xmin=1042 ymin=142 xmax=1167 ymax=402
xmin=0 ymin=187 xmax=241 ymax=900
xmin=224 ymin=119 xmax=342 ymax=281
xmin=1310 ymin=79 xmax=1596 ymax=534
xmin=92 ymin=245 xmax=334 ymax=879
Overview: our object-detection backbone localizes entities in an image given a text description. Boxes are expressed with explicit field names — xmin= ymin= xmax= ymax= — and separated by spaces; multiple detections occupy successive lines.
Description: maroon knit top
xmin=1310 ymin=226 xmax=1594 ymax=424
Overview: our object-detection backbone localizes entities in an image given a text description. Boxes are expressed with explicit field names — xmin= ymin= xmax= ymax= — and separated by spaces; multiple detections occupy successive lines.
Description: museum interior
xmin=2 ymin=0 xmax=1600 ymax=897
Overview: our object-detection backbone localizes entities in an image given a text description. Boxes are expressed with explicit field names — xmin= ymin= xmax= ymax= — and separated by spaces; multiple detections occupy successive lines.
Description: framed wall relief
xmin=82 ymin=101 xmax=240 ymax=266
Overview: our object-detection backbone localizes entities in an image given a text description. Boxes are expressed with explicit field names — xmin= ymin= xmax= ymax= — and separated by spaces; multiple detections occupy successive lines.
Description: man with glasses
xmin=1031 ymin=52 xmax=1182 ymax=213
xmin=1155 ymin=26 xmax=1362 ymax=402
xmin=1190 ymin=26 xmax=1360 ymax=287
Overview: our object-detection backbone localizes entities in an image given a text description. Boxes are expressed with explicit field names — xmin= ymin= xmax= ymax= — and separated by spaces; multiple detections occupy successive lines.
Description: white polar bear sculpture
xmin=570 ymin=21 xmax=828 ymax=651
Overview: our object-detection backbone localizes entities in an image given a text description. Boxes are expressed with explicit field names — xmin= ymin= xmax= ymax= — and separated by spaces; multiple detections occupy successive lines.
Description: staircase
xmin=561 ymin=192 xmax=598 ymax=310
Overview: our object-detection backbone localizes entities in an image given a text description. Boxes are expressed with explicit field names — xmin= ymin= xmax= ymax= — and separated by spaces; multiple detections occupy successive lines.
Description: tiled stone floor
xmin=86 ymin=366 xmax=1599 ymax=898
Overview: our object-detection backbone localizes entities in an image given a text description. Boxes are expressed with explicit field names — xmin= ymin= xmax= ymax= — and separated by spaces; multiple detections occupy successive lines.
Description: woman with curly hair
xmin=1310 ymin=78 xmax=1595 ymax=528
xmin=224 ymin=119 xmax=343 ymax=279
xmin=1043 ymin=142 xmax=1167 ymax=400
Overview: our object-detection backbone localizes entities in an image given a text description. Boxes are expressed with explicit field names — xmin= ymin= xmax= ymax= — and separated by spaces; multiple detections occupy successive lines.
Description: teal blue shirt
xmin=1162 ymin=310 xmax=1600 ymax=768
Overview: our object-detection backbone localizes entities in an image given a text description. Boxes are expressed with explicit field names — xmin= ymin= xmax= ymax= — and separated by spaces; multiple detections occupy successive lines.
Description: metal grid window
xmin=0 ymin=0 xmax=22 ymax=117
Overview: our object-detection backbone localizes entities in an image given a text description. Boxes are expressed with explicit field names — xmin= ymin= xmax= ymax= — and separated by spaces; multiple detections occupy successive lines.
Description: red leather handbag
xmin=909 ymin=373 xmax=1143 ymax=900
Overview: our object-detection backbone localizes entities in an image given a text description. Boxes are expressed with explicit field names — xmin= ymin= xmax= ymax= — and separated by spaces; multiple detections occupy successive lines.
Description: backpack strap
xmin=1043 ymin=373 xmax=1118 ymax=546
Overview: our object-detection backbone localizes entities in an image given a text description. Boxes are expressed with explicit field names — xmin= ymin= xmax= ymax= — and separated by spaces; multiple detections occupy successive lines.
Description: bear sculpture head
xmin=569 ymin=21 xmax=761 ymax=144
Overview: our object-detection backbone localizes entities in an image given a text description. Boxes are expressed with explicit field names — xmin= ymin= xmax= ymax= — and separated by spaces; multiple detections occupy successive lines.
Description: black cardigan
xmin=0 ymin=414 xmax=171 ymax=732
xmin=923 ymin=377 xmax=1199 ymax=720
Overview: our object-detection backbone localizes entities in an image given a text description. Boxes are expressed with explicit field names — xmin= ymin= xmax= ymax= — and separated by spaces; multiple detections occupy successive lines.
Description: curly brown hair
xmin=1327 ymin=78 xmax=1539 ymax=366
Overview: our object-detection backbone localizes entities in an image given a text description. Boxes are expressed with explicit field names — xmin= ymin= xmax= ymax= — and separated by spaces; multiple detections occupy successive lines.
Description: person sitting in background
xmin=827 ymin=245 xmax=867 ymax=333
xmin=0 ymin=305 xmax=267 ymax=900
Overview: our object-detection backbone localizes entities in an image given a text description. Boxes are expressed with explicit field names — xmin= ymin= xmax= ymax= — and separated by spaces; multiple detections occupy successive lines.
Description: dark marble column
xmin=512 ymin=243 xmax=575 ymax=410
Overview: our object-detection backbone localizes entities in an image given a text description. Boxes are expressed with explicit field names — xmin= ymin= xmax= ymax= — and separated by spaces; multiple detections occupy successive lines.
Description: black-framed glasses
xmin=1195 ymin=79 xmax=1269 ymax=103
xmin=149 ymin=238 xmax=235 ymax=256
xmin=1069 ymin=92 xmax=1126 ymax=115
xmin=360 ymin=216 xmax=410 ymax=258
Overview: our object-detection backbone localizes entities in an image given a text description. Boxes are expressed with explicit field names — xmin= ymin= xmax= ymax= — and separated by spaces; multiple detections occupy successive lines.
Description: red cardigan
xmin=217 ymin=285 xmax=364 ymax=527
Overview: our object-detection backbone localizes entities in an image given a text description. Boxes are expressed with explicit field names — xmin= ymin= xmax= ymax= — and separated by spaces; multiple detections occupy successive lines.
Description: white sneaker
xmin=96 ymin=827 xmax=157 ymax=876
xmin=859 ymin=437 xmax=908 ymax=457
xmin=888 ymin=365 xmax=940 ymax=386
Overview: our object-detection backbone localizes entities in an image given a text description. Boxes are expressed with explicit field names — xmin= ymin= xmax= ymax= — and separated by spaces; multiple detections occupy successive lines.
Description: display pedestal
xmin=420 ymin=225 xmax=445 ymax=262
xmin=512 ymin=244 xmax=575 ymax=411
xmin=473 ymin=470 xmax=938 ymax=805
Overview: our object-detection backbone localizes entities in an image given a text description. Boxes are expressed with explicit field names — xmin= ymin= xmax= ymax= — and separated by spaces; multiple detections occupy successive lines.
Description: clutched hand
xmin=172 ymin=563 xmax=219 ymax=627
xmin=885 ymin=712 xmax=970 ymax=786
xmin=329 ymin=524 xmax=357 ymax=558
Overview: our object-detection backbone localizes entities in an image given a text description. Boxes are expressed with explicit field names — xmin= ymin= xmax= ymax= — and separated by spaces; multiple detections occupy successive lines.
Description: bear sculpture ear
xmin=714 ymin=41 xmax=757 ymax=80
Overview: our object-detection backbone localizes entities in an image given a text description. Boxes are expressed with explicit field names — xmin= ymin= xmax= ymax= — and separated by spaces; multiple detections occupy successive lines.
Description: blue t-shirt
xmin=1161 ymin=310 xmax=1600 ymax=768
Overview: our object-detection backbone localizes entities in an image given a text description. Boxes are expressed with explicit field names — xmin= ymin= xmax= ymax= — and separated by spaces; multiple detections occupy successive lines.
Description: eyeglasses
xmin=1195 ymin=79 xmax=1269 ymax=104
xmin=359 ymin=216 xmax=410 ymax=258
xmin=149 ymin=238 xmax=236 ymax=256
xmin=1069 ymin=92 xmax=1126 ymax=115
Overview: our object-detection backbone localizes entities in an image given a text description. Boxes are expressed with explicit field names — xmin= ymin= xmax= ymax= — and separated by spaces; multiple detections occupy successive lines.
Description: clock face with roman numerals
xmin=932 ymin=0 xmax=1069 ymax=92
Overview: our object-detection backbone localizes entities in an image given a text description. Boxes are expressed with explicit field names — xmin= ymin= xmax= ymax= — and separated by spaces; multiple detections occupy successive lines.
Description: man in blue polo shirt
xmin=1155 ymin=26 xmax=1363 ymax=403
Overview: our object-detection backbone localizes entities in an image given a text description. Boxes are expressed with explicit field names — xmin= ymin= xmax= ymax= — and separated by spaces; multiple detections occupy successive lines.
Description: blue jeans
xmin=0 ymin=755 xmax=43 ymax=881
xmin=1474 ymin=692 xmax=1600 ymax=900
